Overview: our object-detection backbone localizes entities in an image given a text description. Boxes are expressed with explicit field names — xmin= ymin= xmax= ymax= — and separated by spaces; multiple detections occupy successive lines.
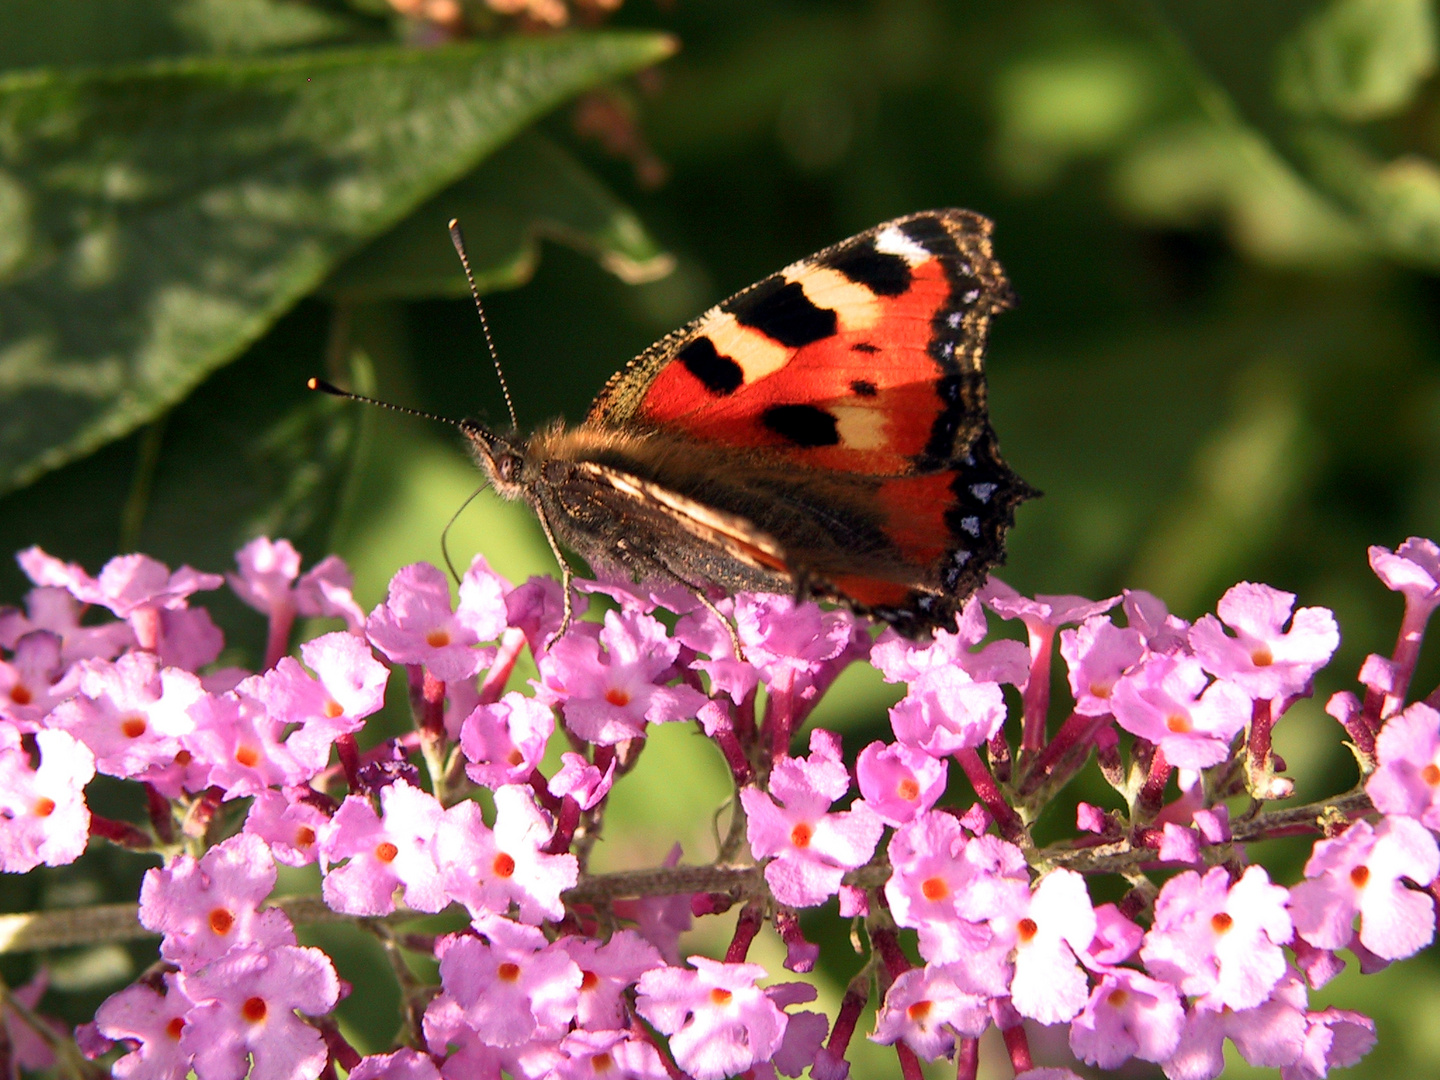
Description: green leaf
xmin=1276 ymin=0 xmax=1437 ymax=122
xmin=0 ymin=0 xmax=363 ymax=73
xmin=0 ymin=32 xmax=676 ymax=497
xmin=323 ymin=129 xmax=674 ymax=301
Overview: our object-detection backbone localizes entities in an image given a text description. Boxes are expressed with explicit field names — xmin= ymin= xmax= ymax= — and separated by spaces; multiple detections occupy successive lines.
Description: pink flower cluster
xmin=2 ymin=536 xmax=1439 ymax=1080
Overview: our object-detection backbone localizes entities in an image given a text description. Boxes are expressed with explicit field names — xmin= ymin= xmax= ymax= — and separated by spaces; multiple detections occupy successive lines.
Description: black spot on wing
xmin=678 ymin=336 xmax=743 ymax=395
xmin=761 ymin=404 xmax=839 ymax=447
xmin=900 ymin=214 xmax=963 ymax=262
xmin=823 ymin=239 xmax=911 ymax=296
xmin=725 ymin=277 xmax=836 ymax=348
xmin=850 ymin=379 xmax=878 ymax=397
xmin=851 ymin=342 xmax=880 ymax=354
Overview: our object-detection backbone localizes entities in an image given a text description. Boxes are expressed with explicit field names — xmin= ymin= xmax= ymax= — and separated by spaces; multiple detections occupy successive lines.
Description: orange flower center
xmin=605 ymin=687 xmax=631 ymax=707
xmin=493 ymin=852 xmax=516 ymax=878
xmin=1211 ymin=912 xmax=1234 ymax=934
xmin=241 ymin=996 xmax=267 ymax=1023
xmin=591 ymin=1053 xmax=615 ymax=1074
xmin=790 ymin=823 xmax=814 ymax=849
xmin=295 ymin=826 xmax=317 ymax=848
xmin=906 ymin=1000 xmax=933 ymax=1022
xmin=1166 ymin=714 xmax=1192 ymax=734
xmin=1107 ymin=988 xmax=1129 ymax=1007
xmin=426 ymin=629 xmax=451 ymax=648
xmin=1424 ymin=763 xmax=1440 ymax=786
xmin=1016 ymin=917 xmax=1038 ymax=943
xmin=165 ymin=1016 xmax=185 ymax=1040
xmin=209 ymin=908 xmax=235 ymax=935
xmin=921 ymin=877 xmax=949 ymax=902
xmin=1350 ymin=865 xmax=1370 ymax=888
xmin=32 ymin=797 xmax=55 ymax=817
xmin=709 ymin=988 xmax=733 ymax=1006
xmin=9 ymin=685 xmax=32 ymax=706
xmin=1089 ymin=682 xmax=1113 ymax=700
xmin=234 ymin=745 xmax=260 ymax=768
xmin=497 ymin=962 xmax=521 ymax=982
xmin=1250 ymin=646 xmax=1274 ymax=667
xmin=324 ymin=700 xmax=344 ymax=719
xmin=896 ymin=778 xmax=920 ymax=801
xmin=375 ymin=842 xmax=399 ymax=863
xmin=581 ymin=970 xmax=599 ymax=991
xmin=120 ymin=714 xmax=148 ymax=739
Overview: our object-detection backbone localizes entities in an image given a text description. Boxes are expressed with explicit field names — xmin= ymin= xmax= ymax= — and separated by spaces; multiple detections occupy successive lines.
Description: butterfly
xmin=314 ymin=210 xmax=1034 ymax=639
xmin=456 ymin=209 xmax=1035 ymax=640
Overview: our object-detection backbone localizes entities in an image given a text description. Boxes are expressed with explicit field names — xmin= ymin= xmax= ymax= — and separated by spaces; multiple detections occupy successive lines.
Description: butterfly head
xmin=462 ymin=420 xmax=531 ymax=501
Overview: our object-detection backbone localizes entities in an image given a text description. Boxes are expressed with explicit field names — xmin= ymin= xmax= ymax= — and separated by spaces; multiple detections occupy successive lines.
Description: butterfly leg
xmin=633 ymin=545 xmax=747 ymax=664
xmin=535 ymin=506 xmax=575 ymax=649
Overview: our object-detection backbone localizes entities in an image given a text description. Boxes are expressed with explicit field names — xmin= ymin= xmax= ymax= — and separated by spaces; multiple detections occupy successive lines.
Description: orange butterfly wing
xmin=582 ymin=209 xmax=1034 ymax=633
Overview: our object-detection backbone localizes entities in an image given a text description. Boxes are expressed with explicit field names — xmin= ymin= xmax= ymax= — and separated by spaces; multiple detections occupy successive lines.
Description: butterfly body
xmin=465 ymin=209 xmax=1036 ymax=638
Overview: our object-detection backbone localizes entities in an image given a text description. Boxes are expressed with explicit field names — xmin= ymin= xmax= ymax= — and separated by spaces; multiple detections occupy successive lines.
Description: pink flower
xmin=460 ymin=691 xmax=555 ymax=789
xmin=1068 ymin=967 xmax=1184 ymax=1069
xmin=1162 ymin=971 xmax=1310 ymax=1080
xmin=548 ymin=751 xmax=615 ymax=811
xmin=1284 ymin=1008 xmax=1376 ymax=1080
xmin=1367 ymin=702 xmax=1440 ymax=828
xmin=243 ymin=631 xmax=389 ymax=769
xmin=437 ymin=919 xmax=582 ymax=1046
xmin=178 ymin=945 xmax=340 ymax=1080
xmin=1060 ymin=616 xmax=1144 ymax=716
xmin=1289 ymin=816 xmax=1439 ymax=960
xmin=541 ymin=610 xmax=706 ymax=745
xmin=854 ymin=740 xmax=947 ymax=826
xmin=884 ymin=811 xmax=1022 ymax=979
xmin=366 ymin=560 xmax=505 ymax=680
xmin=558 ymin=929 xmax=664 ymax=1028
xmin=1110 ymin=654 xmax=1251 ymax=769
xmin=243 ymin=790 xmax=329 ymax=867
xmin=18 ymin=547 xmax=222 ymax=618
xmin=0 ymin=585 xmax=134 ymax=663
xmin=887 ymin=666 xmax=1007 ymax=756
xmin=229 ymin=540 xmax=365 ymax=632
xmin=94 ymin=974 xmax=195 ymax=1080
xmin=320 ymin=779 xmax=447 ymax=916
xmin=1189 ymin=582 xmax=1338 ymax=700
xmin=48 ymin=652 xmax=203 ymax=778
xmin=139 ymin=833 xmax=295 ymax=971
xmin=552 ymin=1030 xmax=669 ymax=1080
xmin=741 ymin=729 xmax=883 ymax=908
xmin=1369 ymin=537 xmax=1440 ymax=613
xmin=183 ymin=690 xmax=306 ymax=798
xmin=869 ymin=963 xmax=991 ymax=1059
xmin=348 ymin=1048 xmax=442 ymax=1080
xmin=435 ymin=786 xmax=578 ymax=925
xmin=982 ymin=581 xmax=1120 ymax=631
xmin=969 ymin=868 xmax=1097 ymax=1025
xmin=0 ymin=631 xmax=68 ymax=727
xmin=1141 ymin=866 xmax=1293 ymax=1012
xmin=1123 ymin=589 xmax=1190 ymax=654
xmin=0 ymin=725 xmax=94 ymax=872
xmin=636 ymin=957 xmax=788 ymax=1080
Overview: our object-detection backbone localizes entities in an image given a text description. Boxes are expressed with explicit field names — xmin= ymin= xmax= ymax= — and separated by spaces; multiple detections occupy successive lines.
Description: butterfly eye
xmin=496 ymin=454 xmax=522 ymax=483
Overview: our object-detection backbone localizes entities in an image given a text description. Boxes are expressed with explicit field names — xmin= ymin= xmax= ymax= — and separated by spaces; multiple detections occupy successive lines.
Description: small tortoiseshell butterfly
xmin=315 ymin=209 xmax=1034 ymax=637
xmin=459 ymin=209 xmax=1035 ymax=638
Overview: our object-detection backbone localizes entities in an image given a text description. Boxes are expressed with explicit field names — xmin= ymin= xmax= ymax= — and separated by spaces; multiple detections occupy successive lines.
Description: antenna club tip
xmin=447 ymin=217 xmax=460 ymax=230
xmin=308 ymin=377 xmax=343 ymax=396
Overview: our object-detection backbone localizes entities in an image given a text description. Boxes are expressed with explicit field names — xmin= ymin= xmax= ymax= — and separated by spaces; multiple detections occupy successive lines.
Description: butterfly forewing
xmin=543 ymin=209 xmax=1034 ymax=635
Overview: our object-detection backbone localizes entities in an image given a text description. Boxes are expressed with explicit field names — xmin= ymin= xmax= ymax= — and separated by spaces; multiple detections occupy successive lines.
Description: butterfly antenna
xmin=306 ymin=378 xmax=468 ymax=430
xmin=449 ymin=218 xmax=519 ymax=432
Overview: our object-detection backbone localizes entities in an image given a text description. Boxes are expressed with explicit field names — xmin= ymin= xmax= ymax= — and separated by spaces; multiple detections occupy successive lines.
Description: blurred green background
xmin=3 ymin=0 xmax=1440 ymax=1077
